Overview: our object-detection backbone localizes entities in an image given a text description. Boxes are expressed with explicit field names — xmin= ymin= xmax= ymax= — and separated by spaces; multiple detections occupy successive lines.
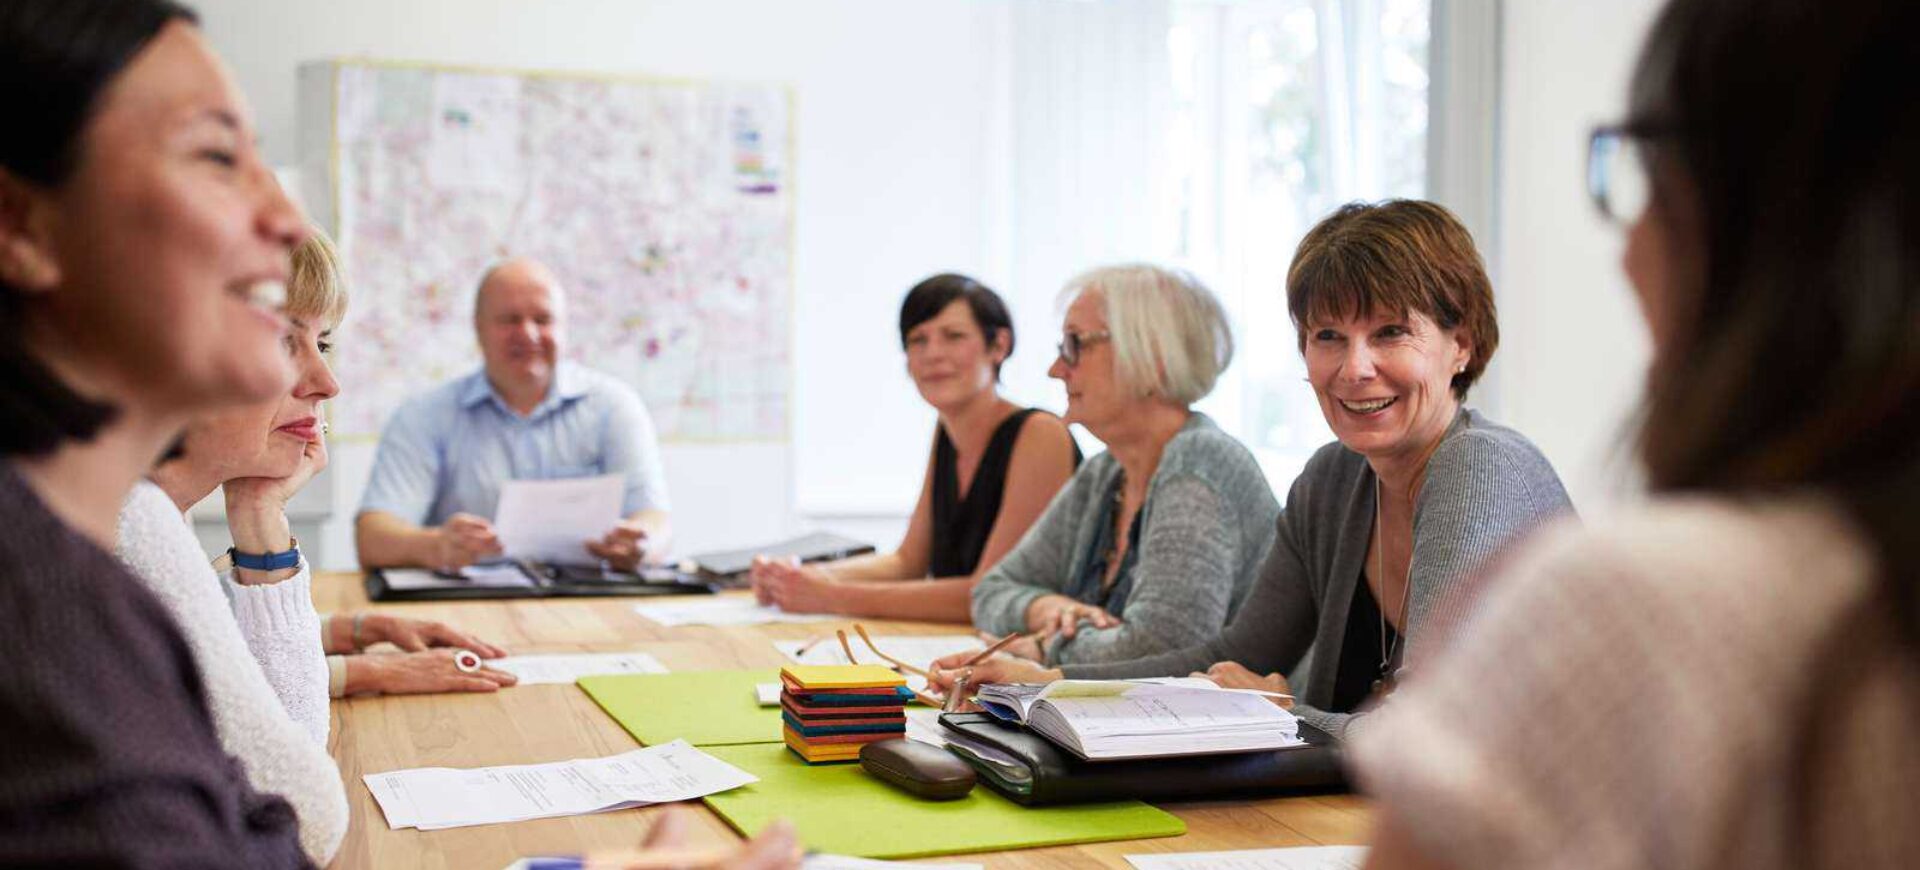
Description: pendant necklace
xmin=1372 ymin=476 xmax=1414 ymax=698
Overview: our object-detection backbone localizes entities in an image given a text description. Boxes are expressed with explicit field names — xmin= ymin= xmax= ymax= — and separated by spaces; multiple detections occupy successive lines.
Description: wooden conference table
xmin=314 ymin=572 xmax=1371 ymax=869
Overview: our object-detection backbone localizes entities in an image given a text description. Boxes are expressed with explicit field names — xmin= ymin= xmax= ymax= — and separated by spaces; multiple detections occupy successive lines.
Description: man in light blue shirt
xmin=355 ymin=258 xmax=671 ymax=570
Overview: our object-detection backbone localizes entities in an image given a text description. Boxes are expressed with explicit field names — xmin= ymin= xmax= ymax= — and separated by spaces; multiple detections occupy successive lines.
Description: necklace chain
xmin=1373 ymin=477 xmax=1415 ymax=692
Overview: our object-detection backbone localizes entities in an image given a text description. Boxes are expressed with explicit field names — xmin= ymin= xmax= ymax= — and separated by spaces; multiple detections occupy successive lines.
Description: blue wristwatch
xmin=230 ymin=538 xmax=302 ymax=571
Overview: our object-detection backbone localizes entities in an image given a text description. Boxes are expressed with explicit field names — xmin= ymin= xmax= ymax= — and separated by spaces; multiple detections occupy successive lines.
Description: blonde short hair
xmin=288 ymin=228 xmax=348 ymax=327
xmin=1060 ymin=263 xmax=1233 ymax=405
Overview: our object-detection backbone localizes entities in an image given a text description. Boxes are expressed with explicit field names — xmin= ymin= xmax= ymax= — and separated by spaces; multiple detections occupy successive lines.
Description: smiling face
xmin=475 ymin=259 xmax=563 ymax=397
xmin=1047 ymin=290 xmax=1124 ymax=432
xmin=16 ymin=22 xmax=306 ymax=416
xmin=904 ymin=299 xmax=1004 ymax=411
xmin=183 ymin=314 xmax=340 ymax=482
xmin=1303 ymin=308 xmax=1470 ymax=464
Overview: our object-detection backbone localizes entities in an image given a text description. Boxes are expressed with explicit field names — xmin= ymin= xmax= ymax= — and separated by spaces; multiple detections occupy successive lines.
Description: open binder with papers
xmin=365 ymin=560 xmax=714 ymax=601
xmin=938 ymin=711 xmax=1346 ymax=806
xmin=971 ymin=678 xmax=1307 ymax=761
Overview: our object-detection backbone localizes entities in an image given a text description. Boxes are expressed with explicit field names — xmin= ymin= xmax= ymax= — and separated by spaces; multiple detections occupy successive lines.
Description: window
xmin=1169 ymin=0 xmax=1432 ymax=495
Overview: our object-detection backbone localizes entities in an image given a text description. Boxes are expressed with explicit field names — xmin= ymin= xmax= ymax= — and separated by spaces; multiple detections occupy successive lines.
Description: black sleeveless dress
xmin=928 ymin=408 xmax=1081 ymax=577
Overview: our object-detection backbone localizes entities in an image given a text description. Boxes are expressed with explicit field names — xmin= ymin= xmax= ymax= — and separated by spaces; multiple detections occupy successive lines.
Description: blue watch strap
xmin=230 ymin=538 xmax=302 ymax=571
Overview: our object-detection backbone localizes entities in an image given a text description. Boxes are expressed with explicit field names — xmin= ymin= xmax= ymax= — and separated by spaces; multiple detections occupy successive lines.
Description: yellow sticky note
xmin=780 ymin=664 xmax=907 ymax=689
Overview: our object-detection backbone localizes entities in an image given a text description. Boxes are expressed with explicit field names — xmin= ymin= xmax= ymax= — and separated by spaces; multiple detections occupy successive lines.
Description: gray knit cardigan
xmin=1063 ymin=409 xmax=1574 ymax=739
xmin=970 ymin=412 xmax=1281 ymax=665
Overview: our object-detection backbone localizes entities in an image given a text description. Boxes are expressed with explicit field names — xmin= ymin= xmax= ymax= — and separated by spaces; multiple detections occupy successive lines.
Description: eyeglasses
xmin=1587 ymin=124 xmax=1660 ymax=225
xmin=1055 ymin=329 xmax=1112 ymax=367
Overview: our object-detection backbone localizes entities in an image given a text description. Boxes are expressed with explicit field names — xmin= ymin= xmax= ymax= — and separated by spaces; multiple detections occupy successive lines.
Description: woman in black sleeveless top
xmin=752 ymin=274 xmax=1080 ymax=622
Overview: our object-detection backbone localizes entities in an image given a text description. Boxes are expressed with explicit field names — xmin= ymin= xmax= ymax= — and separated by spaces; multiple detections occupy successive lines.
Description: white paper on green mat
xmin=755 ymin=682 xmax=782 ymax=705
xmin=493 ymin=652 xmax=668 ymax=685
xmin=1124 ymin=846 xmax=1368 ymax=870
xmin=364 ymin=739 xmax=754 ymax=831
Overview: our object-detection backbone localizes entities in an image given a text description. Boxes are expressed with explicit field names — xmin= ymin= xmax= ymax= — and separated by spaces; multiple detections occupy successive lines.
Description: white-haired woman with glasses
xmin=960 ymin=264 xmax=1280 ymax=665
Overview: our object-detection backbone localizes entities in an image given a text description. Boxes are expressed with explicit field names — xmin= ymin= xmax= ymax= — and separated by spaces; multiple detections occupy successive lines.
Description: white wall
xmin=193 ymin=0 xmax=1014 ymax=567
xmin=1490 ymin=0 xmax=1666 ymax=515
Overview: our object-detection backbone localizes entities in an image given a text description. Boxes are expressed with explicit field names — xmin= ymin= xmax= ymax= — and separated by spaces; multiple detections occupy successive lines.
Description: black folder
xmin=364 ymin=561 xmax=715 ymax=601
xmin=937 ymin=711 xmax=1348 ymax=806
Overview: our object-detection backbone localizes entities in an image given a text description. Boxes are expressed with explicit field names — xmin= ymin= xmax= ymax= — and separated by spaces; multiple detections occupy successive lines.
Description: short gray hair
xmin=1060 ymin=263 xmax=1233 ymax=405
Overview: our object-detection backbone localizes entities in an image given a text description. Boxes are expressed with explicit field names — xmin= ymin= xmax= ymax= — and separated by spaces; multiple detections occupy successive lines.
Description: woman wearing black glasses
xmin=961 ymin=263 xmax=1281 ymax=666
xmin=1355 ymin=1 xmax=1920 ymax=868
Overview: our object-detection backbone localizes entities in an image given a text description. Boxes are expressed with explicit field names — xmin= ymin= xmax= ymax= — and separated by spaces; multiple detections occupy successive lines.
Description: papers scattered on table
xmin=379 ymin=563 xmax=536 ymax=592
xmin=975 ymin=678 xmax=1304 ymax=761
xmin=364 ymin=739 xmax=754 ymax=830
xmin=1125 ymin=846 xmax=1368 ymax=870
xmin=633 ymin=597 xmax=841 ymax=627
xmin=804 ymin=856 xmax=983 ymax=870
xmin=492 ymin=651 xmax=668 ymax=685
xmin=495 ymin=474 xmax=624 ymax=564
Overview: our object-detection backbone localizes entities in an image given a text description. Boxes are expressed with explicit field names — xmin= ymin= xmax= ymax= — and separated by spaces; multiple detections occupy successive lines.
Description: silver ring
xmin=453 ymin=649 xmax=482 ymax=673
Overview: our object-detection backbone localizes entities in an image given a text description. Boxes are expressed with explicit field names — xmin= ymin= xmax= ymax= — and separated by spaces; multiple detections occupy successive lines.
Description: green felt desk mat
xmin=579 ymin=670 xmax=782 ymax=747
xmin=701 ymin=742 xmax=1186 ymax=859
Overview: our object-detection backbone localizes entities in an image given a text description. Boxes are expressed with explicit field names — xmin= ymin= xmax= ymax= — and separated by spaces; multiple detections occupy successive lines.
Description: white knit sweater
xmin=114 ymin=481 xmax=346 ymax=864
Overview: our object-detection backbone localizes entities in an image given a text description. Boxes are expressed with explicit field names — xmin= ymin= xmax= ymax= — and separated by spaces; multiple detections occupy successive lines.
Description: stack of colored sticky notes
xmin=780 ymin=664 xmax=912 ymax=764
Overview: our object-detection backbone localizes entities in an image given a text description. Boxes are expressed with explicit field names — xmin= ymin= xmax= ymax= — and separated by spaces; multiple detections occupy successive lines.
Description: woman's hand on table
xmin=341 ymin=612 xmax=507 ymax=658
xmin=748 ymin=557 xmax=839 ymax=614
xmin=927 ymin=650 xmax=1062 ymax=693
xmin=1193 ymin=661 xmax=1294 ymax=708
xmin=343 ymin=649 xmax=518 ymax=695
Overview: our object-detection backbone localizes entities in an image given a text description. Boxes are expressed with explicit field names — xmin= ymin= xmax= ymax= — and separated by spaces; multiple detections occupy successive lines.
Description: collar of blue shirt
xmin=457 ymin=362 xmax=592 ymax=421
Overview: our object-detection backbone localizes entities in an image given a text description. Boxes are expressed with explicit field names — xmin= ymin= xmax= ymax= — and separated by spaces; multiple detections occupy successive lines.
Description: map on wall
xmin=317 ymin=60 xmax=791 ymax=441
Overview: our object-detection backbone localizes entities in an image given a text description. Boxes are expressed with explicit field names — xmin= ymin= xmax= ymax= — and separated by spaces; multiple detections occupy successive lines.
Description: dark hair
xmin=897 ymin=273 xmax=1015 ymax=378
xmin=0 ymin=0 xmax=197 ymax=457
xmin=1285 ymin=199 xmax=1499 ymax=399
xmin=1628 ymin=0 xmax=1920 ymax=635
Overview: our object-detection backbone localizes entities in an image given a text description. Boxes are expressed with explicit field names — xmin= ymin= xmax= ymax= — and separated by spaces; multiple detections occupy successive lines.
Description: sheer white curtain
xmin=997 ymin=0 xmax=1175 ymax=418
xmin=1003 ymin=0 xmax=1492 ymax=496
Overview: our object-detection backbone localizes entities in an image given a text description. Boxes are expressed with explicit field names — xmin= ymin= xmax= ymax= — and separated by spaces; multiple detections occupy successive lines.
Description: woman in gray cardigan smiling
xmin=965 ymin=263 xmax=1280 ymax=666
xmin=937 ymin=201 xmax=1573 ymax=739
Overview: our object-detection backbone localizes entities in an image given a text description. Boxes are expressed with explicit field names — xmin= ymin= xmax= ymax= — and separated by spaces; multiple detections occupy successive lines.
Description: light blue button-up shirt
xmin=358 ymin=363 xmax=669 ymax=527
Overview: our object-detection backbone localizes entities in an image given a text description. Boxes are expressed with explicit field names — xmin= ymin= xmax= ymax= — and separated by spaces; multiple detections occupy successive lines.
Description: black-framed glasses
xmin=1587 ymin=123 xmax=1664 ymax=225
xmin=1055 ymin=329 xmax=1111 ymax=367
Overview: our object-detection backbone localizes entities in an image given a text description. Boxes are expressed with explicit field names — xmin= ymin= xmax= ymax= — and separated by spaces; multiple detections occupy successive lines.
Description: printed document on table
xmin=492 ymin=652 xmax=668 ymax=685
xmin=1125 ymin=846 xmax=1368 ymax=870
xmin=633 ymin=597 xmax=840 ymax=627
xmin=364 ymin=739 xmax=755 ymax=830
xmin=494 ymin=474 xmax=624 ymax=564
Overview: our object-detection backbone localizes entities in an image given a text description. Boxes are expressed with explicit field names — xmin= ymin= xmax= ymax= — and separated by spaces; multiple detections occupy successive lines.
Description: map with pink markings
xmin=324 ymin=62 xmax=791 ymax=441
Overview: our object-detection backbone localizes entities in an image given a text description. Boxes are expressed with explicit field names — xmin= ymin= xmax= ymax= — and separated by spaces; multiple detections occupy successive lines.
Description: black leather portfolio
xmin=364 ymin=561 xmax=715 ymax=601
xmin=937 ymin=711 xmax=1348 ymax=806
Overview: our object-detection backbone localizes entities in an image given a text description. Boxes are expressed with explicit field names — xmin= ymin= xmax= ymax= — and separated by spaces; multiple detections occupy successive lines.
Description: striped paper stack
xmin=779 ymin=664 xmax=912 ymax=764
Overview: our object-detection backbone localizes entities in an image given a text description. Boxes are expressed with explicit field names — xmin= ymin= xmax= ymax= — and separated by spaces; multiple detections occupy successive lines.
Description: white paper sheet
xmin=904 ymin=706 xmax=947 ymax=747
xmin=492 ymin=652 xmax=668 ymax=685
xmin=632 ymin=597 xmax=840 ymax=627
xmin=364 ymin=740 xmax=754 ymax=831
xmin=755 ymin=682 xmax=782 ymax=705
xmin=1124 ymin=846 xmax=1368 ymax=870
xmin=494 ymin=474 xmax=625 ymax=564
xmin=803 ymin=856 xmax=983 ymax=870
